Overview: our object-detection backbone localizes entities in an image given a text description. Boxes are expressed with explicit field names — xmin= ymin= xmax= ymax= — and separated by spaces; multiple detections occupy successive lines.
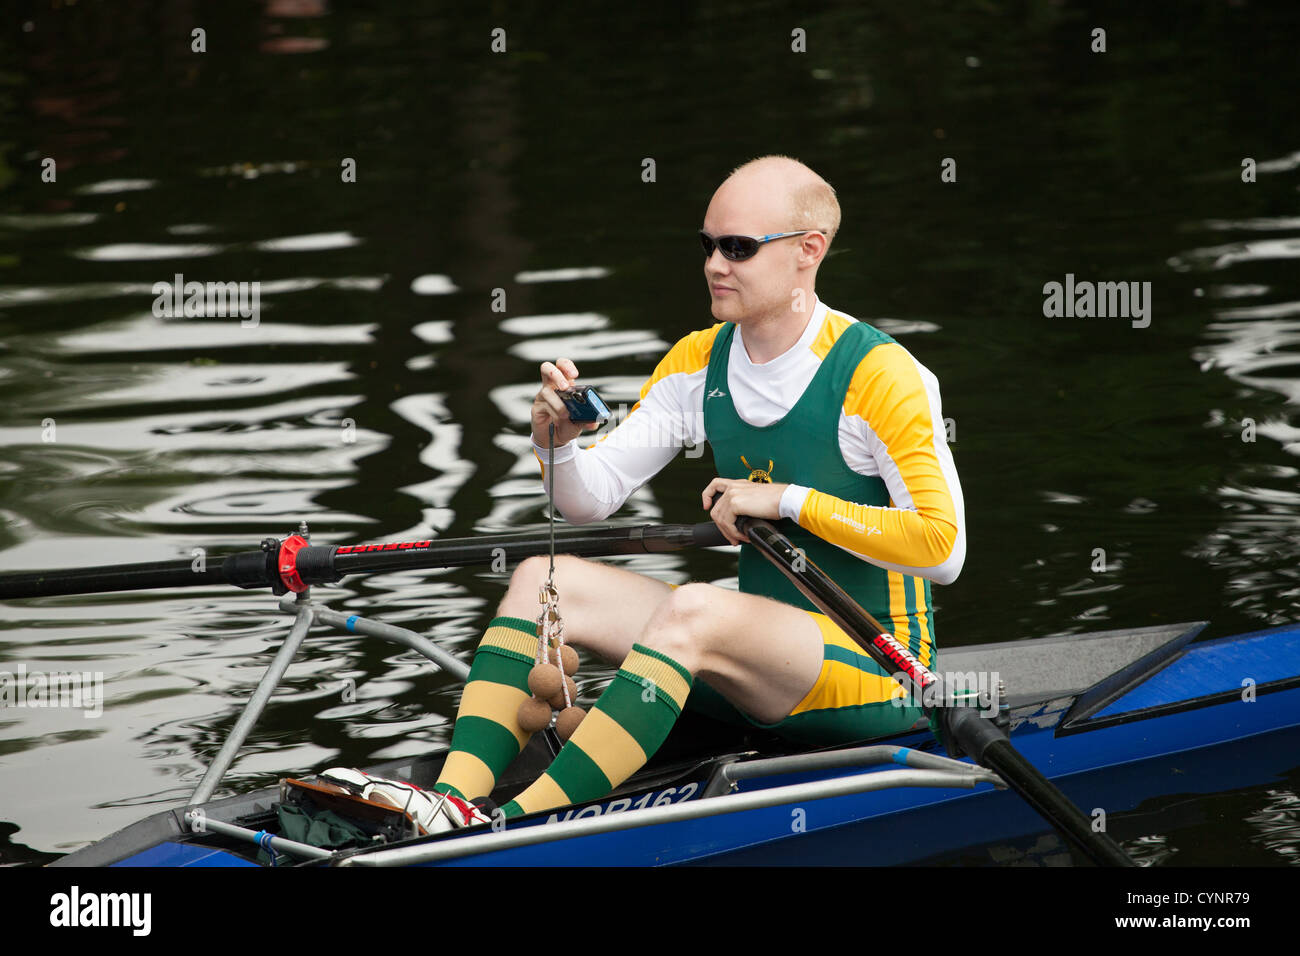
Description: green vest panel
xmin=703 ymin=320 xmax=929 ymax=644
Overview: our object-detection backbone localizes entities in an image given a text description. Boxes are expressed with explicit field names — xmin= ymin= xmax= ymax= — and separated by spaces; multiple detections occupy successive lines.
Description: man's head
xmin=701 ymin=156 xmax=840 ymax=325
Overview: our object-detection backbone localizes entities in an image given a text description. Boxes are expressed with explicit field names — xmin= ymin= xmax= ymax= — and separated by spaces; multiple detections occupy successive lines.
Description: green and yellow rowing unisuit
xmin=681 ymin=309 xmax=959 ymax=742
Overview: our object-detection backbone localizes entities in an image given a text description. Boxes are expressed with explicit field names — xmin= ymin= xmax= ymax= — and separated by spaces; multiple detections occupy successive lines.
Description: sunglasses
xmin=699 ymin=230 xmax=819 ymax=262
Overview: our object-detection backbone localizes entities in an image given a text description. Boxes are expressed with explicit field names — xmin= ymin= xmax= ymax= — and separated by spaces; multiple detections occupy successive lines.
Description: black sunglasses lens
xmin=701 ymin=233 xmax=759 ymax=261
xmin=719 ymin=236 xmax=758 ymax=260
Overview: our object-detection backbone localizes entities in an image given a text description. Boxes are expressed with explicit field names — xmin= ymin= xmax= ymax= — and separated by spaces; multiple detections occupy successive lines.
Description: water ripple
xmin=73 ymin=243 xmax=223 ymax=261
xmin=410 ymin=274 xmax=459 ymax=295
xmin=499 ymin=312 xmax=609 ymax=335
xmin=515 ymin=267 xmax=610 ymax=283
xmin=255 ymin=232 xmax=362 ymax=253
xmin=73 ymin=178 xmax=157 ymax=195
xmin=508 ymin=330 xmax=670 ymax=363
xmin=1168 ymin=237 xmax=1300 ymax=271
xmin=56 ymin=315 xmax=376 ymax=352
xmin=0 ymin=213 xmax=98 ymax=230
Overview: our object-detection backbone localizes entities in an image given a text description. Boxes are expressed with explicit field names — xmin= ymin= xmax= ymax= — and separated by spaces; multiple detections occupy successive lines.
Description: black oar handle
xmin=0 ymin=557 xmax=232 ymax=599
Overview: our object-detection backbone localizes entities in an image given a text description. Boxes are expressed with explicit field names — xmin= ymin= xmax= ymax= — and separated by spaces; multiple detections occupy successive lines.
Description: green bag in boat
xmin=256 ymin=803 xmax=372 ymax=865
xmin=278 ymin=802 xmax=371 ymax=847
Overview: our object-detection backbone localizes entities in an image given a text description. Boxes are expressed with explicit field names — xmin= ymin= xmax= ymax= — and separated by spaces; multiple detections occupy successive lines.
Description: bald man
xmin=428 ymin=155 xmax=966 ymax=825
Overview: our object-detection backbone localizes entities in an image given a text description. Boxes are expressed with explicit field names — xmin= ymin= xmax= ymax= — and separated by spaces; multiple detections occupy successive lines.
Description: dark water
xmin=1 ymin=1 xmax=1299 ymax=865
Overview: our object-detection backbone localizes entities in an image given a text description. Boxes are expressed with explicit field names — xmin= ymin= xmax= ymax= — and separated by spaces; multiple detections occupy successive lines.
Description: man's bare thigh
xmin=501 ymin=559 xmax=827 ymax=724
xmin=500 ymin=554 xmax=675 ymax=664
xmin=652 ymin=584 xmax=826 ymax=725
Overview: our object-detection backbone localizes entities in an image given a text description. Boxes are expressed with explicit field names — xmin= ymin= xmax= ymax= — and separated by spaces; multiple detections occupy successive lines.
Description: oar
xmin=0 ymin=522 xmax=729 ymax=600
xmin=736 ymin=516 xmax=1135 ymax=867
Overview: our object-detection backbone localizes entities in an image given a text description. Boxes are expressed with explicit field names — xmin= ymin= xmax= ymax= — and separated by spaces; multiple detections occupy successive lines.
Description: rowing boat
xmin=21 ymin=521 xmax=1298 ymax=868
xmin=51 ymin=615 xmax=1300 ymax=867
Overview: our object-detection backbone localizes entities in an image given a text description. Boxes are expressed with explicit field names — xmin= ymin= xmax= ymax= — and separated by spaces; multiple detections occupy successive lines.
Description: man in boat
xmin=427 ymin=155 xmax=966 ymax=826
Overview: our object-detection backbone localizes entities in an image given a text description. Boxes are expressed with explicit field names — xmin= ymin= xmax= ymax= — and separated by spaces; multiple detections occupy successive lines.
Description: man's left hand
xmin=702 ymin=478 xmax=788 ymax=546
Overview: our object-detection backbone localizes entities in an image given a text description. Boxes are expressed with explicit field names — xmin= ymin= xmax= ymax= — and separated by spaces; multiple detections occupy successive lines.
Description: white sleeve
xmin=532 ymin=369 xmax=708 ymax=524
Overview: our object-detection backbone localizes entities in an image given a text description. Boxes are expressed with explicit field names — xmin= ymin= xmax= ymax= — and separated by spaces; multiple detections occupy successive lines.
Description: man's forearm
xmin=783 ymin=485 xmax=966 ymax=586
xmin=533 ymin=440 xmax=612 ymax=524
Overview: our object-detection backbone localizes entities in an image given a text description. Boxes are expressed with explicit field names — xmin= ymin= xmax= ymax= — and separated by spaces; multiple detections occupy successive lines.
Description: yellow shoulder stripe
xmin=842 ymin=343 xmax=934 ymax=442
xmin=795 ymin=342 xmax=959 ymax=569
xmin=808 ymin=311 xmax=855 ymax=361
xmin=639 ymin=323 xmax=725 ymax=400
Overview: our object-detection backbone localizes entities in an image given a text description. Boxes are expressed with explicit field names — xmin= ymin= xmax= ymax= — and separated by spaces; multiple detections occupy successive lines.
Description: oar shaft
xmin=329 ymin=521 xmax=724 ymax=577
xmin=736 ymin=516 xmax=1135 ymax=867
xmin=964 ymin=722 xmax=1134 ymax=867
xmin=0 ymin=522 xmax=729 ymax=599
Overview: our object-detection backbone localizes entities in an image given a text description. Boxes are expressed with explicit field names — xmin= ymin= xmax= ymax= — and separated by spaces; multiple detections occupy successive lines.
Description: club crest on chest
xmin=740 ymin=456 xmax=775 ymax=483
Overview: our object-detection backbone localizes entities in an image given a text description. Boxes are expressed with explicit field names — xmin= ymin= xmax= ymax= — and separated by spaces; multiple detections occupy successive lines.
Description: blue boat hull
xmin=65 ymin=621 xmax=1300 ymax=867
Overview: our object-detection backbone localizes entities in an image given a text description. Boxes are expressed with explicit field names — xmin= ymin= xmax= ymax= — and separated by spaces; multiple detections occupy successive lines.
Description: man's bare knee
xmin=656 ymin=583 xmax=718 ymax=624
xmin=508 ymin=553 xmax=592 ymax=587
xmin=639 ymin=583 xmax=722 ymax=671
xmin=509 ymin=554 xmax=551 ymax=588
xmin=494 ymin=556 xmax=676 ymax=662
xmin=502 ymin=554 xmax=583 ymax=613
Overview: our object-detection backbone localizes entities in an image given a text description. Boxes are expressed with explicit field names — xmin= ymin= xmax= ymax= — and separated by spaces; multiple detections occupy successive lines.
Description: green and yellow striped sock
xmin=432 ymin=616 xmax=539 ymax=802
xmin=501 ymin=644 xmax=693 ymax=818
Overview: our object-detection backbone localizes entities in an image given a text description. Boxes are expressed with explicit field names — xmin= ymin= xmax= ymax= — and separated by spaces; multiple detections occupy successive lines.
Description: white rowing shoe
xmin=320 ymin=768 xmax=491 ymax=833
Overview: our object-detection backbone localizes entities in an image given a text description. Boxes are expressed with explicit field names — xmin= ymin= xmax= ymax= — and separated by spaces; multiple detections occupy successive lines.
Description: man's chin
xmin=709 ymin=296 xmax=740 ymax=321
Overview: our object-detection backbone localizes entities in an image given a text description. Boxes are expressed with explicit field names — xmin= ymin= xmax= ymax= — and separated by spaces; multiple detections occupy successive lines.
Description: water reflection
xmin=1245 ymin=788 xmax=1300 ymax=864
xmin=1181 ymin=147 xmax=1300 ymax=627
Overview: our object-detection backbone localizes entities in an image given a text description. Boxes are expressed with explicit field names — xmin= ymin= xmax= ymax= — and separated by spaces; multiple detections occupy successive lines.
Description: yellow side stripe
xmin=887 ymin=571 xmax=912 ymax=649
xmin=790 ymin=659 xmax=905 ymax=715
xmin=912 ymin=582 xmax=934 ymax=666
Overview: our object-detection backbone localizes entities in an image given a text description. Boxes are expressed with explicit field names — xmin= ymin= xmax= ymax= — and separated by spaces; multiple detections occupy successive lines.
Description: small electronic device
xmin=558 ymin=385 xmax=611 ymax=425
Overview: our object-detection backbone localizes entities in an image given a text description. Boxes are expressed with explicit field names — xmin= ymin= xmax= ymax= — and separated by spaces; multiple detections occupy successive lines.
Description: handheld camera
xmin=558 ymin=386 xmax=611 ymax=425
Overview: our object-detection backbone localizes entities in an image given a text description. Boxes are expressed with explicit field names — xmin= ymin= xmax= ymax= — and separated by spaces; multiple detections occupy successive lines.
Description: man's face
xmin=701 ymin=177 xmax=802 ymax=324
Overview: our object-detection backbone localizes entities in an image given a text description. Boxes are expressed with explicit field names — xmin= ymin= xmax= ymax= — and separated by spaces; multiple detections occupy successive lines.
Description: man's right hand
xmin=532 ymin=358 xmax=601 ymax=448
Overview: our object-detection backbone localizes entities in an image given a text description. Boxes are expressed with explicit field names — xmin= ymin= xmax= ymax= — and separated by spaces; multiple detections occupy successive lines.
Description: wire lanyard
xmin=537 ymin=423 xmax=571 ymax=709
xmin=546 ymin=423 xmax=557 ymax=592
xmin=515 ymin=420 xmax=585 ymax=739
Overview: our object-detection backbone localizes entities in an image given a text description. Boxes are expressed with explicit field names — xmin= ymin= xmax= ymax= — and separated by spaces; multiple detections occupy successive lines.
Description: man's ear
xmin=798 ymin=232 xmax=830 ymax=268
